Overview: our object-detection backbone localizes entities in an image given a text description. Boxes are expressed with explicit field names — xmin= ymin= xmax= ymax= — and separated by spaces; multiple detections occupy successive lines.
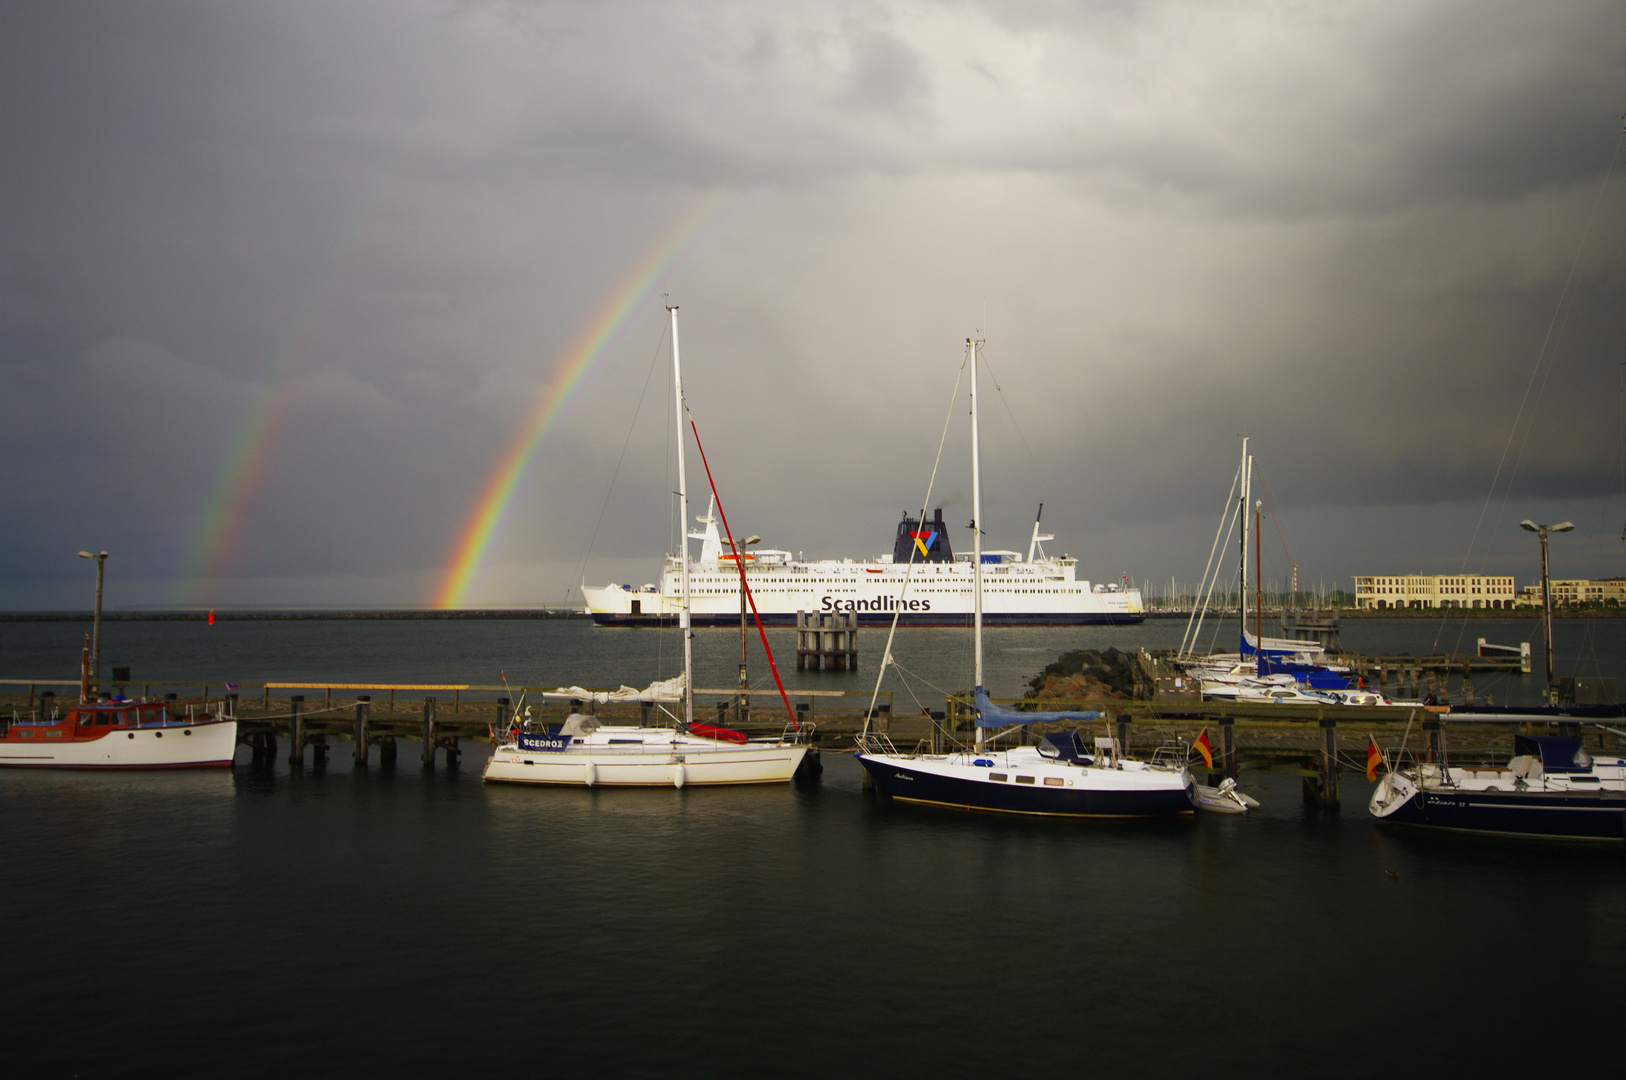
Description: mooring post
xmin=1116 ymin=713 xmax=1132 ymax=758
xmin=1319 ymin=716 xmax=1341 ymax=809
xmin=421 ymin=697 xmax=437 ymax=769
xmin=227 ymin=692 xmax=238 ymax=719
xmin=497 ymin=697 xmax=510 ymax=735
xmin=1219 ymin=715 xmax=1236 ymax=779
xmin=640 ymin=701 xmax=651 ymax=725
xmin=1424 ymin=715 xmax=1441 ymax=760
xmin=353 ymin=695 xmax=371 ymax=767
xmin=289 ymin=695 xmax=305 ymax=767
xmin=39 ymin=690 xmax=54 ymax=721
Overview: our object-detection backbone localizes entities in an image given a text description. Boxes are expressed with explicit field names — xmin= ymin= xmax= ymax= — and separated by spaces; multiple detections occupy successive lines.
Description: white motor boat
xmin=1 ymin=697 xmax=237 ymax=769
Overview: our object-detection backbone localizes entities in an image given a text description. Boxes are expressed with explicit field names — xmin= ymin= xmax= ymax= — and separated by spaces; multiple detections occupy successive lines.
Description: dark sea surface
xmin=3 ymin=613 xmax=1621 ymax=704
xmin=3 ymin=617 xmax=1624 ymax=1077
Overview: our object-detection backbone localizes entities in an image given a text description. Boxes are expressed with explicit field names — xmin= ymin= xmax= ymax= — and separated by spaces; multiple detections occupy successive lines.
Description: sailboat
xmin=853 ymin=337 xmax=1193 ymax=816
xmin=482 ymin=306 xmax=809 ymax=788
xmin=1180 ymin=441 xmax=1352 ymax=694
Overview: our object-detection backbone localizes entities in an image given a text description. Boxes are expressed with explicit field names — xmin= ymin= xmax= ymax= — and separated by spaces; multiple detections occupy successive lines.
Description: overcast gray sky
xmin=3 ymin=0 xmax=1623 ymax=610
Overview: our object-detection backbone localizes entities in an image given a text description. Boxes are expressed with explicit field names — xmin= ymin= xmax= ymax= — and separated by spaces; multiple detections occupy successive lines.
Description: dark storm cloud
xmin=2 ymin=0 xmax=1622 ymax=609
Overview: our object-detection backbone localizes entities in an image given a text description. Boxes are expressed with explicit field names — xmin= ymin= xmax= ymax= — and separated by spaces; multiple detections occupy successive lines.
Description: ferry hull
xmin=856 ymin=755 xmax=1194 ymax=817
xmin=590 ymin=610 xmax=1144 ymax=628
xmin=0 ymin=719 xmax=239 ymax=769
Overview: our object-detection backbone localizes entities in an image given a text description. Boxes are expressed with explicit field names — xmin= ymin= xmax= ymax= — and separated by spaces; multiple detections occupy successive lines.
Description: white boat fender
xmin=673 ymin=762 xmax=686 ymax=788
xmin=583 ymin=762 xmax=597 ymax=787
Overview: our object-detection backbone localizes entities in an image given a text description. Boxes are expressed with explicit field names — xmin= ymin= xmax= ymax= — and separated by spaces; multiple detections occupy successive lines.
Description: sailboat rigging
xmin=482 ymin=306 xmax=809 ymax=788
xmin=854 ymin=336 xmax=1194 ymax=817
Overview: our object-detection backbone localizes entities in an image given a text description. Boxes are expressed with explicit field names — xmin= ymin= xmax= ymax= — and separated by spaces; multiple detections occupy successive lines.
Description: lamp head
xmin=743 ymin=535 xmax=761 ymax=546
xmin=77 ymin=551 xmax=93 ymax=559
xmin=1552 ymin=522 xmax=1574 ymax=533
xmin=1519 ymin=520 xmax=1539 ymax=533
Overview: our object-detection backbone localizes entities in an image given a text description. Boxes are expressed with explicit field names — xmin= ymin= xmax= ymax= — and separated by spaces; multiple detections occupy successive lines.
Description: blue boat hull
xmin=856 ymin=756 xmax=1194 ymax=818
xmin=1381 ymin=788 xmax=1626 ymax=840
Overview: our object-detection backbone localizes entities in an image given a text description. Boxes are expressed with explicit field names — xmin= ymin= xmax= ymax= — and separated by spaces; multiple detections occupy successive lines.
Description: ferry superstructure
xmin=581 ymin=507 xmax=1143 ymax=627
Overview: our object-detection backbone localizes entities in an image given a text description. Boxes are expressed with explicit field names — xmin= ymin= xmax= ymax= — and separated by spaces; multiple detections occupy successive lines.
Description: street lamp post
xmin=76 ymin=550 xmax=108 ymax=693
xmin=1519 ymin=520 xmax=1573 ymax=702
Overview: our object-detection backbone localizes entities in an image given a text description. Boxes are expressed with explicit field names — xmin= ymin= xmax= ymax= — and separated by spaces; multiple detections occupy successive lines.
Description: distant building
xmin=1352 ymin=574 xmax=1517 ymax=610
xmin=1515 ymin=578 xmax=1626 ymax=607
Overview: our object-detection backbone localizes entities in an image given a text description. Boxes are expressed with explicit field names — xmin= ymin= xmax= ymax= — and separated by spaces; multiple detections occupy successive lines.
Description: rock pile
xmin=1025 ymin=647 xmax=1137 ymax=702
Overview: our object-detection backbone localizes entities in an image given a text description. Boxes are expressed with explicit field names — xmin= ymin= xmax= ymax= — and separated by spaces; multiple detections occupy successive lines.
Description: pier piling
xmin=1219 ymin=715 xmax=1236 ymax=779
xmin=421 ymin=697 xmax=436 ymax=769
xmin=289 ymin=695 xmax=304 ymax=766
xmin=353 ymin=696 xmax=370 ymax=767
xmin=1116 ymin=713 xmax=1132 ymax=757
xmin=796 ymin=610 xmax=857 ymax=670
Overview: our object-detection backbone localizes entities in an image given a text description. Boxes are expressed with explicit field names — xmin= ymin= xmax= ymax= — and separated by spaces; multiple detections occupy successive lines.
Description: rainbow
xmin=171 ymin=194 xmax=400 ymax=606
xmin=432 ymin=195 xmax=725 ymax=609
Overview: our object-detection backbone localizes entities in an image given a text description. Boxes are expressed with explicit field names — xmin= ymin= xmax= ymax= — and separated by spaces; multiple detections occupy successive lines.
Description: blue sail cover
xmin=974 ymin=687 xmax=1102 ymax=729
xmin=1239 ymin=629 xmax=1325 ymax=662
xmin=1513 ymin=735 xmax=1591 ymax=774
xmin=1255 ymin=655 xmax=1352 ymax=690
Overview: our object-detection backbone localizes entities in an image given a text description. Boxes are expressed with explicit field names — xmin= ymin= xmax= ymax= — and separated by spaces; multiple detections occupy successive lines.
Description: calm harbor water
xmin=3 ymin=617 xmax=1624 ymax=1076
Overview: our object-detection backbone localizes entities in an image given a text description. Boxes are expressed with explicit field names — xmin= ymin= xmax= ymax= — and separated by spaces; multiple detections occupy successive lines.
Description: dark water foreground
xmin=4 ymin=748 xmax=1622 ymax=1078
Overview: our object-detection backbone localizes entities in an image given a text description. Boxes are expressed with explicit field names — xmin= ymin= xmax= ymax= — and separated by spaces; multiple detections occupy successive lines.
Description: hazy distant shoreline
xmin=0 ymin=610 xmax=589 ymax=622
xmin=5 ymin=608 xmax=1620 ymax=622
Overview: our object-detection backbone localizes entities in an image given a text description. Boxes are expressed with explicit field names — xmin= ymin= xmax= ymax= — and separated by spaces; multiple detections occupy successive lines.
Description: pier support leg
xmin=444 ymin=735 xmax=460 ymax=769
xmin=1219 ymin=715 xmax=1235 ymax=780
xmin=1304 ymin=718 xmax=1340 ymax=809
xmin=1424 ymin=716 xmax=1441 ymax=761
xmin=1320 ymin=717 xmax=1340 ymax=810
xmin=421 ymin=697 xmax=437 ymax=769
xmin=289 ymin=695 xmax=305 ymax=768
xmin=353 ymin=695 xmax=371 ymax=768
xmin=1117 ymin=713 xmax=1132 ymax=758
xmin=379 ymin=734 xmax=397 ymax=766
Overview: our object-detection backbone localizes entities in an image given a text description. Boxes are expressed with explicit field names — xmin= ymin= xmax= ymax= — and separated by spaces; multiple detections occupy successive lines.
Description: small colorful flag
xmin=225 ymin=682 xmax=239 ymax=691
xmin=1193 ymin=727 xmax=1214 ymax=770
xmin=1366 ymin=736 xmax=1383 ymax=782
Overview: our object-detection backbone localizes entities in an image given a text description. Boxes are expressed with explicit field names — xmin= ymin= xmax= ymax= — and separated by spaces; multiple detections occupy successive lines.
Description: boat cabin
xmin=5 ymin=700 xmax=193 ymax=743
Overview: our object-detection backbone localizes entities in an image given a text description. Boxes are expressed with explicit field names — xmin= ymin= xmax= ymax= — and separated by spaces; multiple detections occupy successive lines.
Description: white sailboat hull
xmin=482 ymin=725 xmax=807 ymax=787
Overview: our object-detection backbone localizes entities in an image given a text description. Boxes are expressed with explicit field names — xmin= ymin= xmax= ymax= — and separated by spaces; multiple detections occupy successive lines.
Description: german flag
xmin=1193 ymin=727 xmax=1215 ymax=770
xmin=1366 ymin=735 xmax=1383 ymax=782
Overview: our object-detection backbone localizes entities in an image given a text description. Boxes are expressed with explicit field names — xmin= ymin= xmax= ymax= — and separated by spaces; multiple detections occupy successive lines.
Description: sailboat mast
xmin=670 ymin=305 xmax=694 ymax=728
xmin=971 ymin=337 xmax=985 ymax=753
xmin=1254 ymin=500 xmax=1263 ymax=647
xmin=1238 ymin=439 xmax=1249 ymax=624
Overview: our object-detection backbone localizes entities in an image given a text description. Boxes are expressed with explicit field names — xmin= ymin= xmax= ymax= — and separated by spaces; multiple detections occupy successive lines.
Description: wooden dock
xmin=796 ymin=610 xmax=858 ymax=670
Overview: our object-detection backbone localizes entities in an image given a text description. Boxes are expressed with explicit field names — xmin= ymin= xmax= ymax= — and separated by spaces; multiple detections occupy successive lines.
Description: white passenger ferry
xmin=581 ymin=506 xmax=1143 ymax=627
